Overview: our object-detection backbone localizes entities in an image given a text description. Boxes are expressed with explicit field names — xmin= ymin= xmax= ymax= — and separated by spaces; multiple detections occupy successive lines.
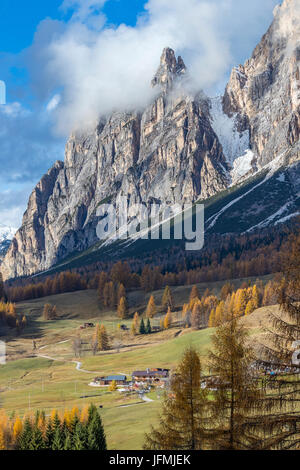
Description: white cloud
xmin=27 ymin=0 xmax=280 ymax=135
xmin=0 ymin=204 xmax=24 ymax=229
xmin=273 ymin=0 xmax=300 ymax=55
xmin=0 ymin=0 xmax=282 ymax=228
xmin=61 ymin=0 xmax=108 ymax=28
xmin=39 ymin=0 xmax=230 ymax=134
xmin=46 ymin=94 xmax=61 ymax=112
xmin=0 ymin=102 xmax=30 ymax=118
xmin=0 ymin=186 xmax=34 ymax=228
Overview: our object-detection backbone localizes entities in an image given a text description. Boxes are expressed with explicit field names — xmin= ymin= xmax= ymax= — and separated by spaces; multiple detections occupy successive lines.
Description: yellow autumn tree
xmin=0 ymin=427 xmax=5 ymax=450
xmin=208 ymin=309 xmax=216 ymax=328
xmin=182 ymin=303 xmax=191 ymax=327
xmin=63 ymin=409 xmax=72 ymax=429
xmin=99 ymin=324 xmax=110 ymax=351
xmin=131 ymin=312 xmax=139 ymax=335
xmin=189 ymin=297 xmax=200 ymax=312
xmin=191 ymin=300 xmax=205 ymax=330
xmin=80 ymin=405 xmax=89 ymax=423
xmin=13 ymin=416 xmax=23 ymax=443
xmin=37 ymin=414 xmax=46 ymax=434
xmin=189 ymin=285 xmax=200 ymax=303
xmin=234 ymin=289 xmax=248 ymax=317
xmin=70 ymin=406 xmax=79 ymax=422
xmin=109 ymin=380 xmax=118 ymax=392
xmin=164 ymin=307 xmax=172 ymax=329
xmin=245 ymin=299 xmax=255 ymax=316
xmin=215 ymin=301 xmax=225 ymax=325
xmin=251 ymin=285 xmax=260 ymax=309
xmin=0 ymin=411 xmax=8 ymax=450
xmin=182 ymin=303 xmax=189 ymax=319
xmin=50 ymin=409 xmax=57 ymax=423
xmin=130 ymin=322 xmax=136 ymax=336
xmin=146 ymin=295 xmax=157 ymax=318
xmin=204 ymin=295 xmax=218 ymax=312
xmin=117 ymin=296 xmax=128 ymax=319
xmin=229 ymin=291 xmax=236 ymax=315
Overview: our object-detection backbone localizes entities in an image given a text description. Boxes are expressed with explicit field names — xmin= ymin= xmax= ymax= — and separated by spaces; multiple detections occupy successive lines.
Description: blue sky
xmin=0 ymin=0 xmax=144 ymax=105
xmin=0 ymin=0 xmax=279 ymax=228
xmin=0 ymin=1 xmax=143 ymax=54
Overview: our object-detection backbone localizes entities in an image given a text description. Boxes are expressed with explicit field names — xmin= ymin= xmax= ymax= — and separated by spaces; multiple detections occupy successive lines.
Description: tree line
xmin=0 ymin=404 xmax=106 ymax=450
xmin=4 ymin=220 xmax=296 ymax=304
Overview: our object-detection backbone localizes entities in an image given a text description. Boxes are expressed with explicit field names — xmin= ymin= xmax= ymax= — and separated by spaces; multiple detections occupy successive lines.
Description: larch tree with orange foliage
xmin=117 ymin=296 xmax=128 ymax=319
xmin=145 ymin=295 xmax=157 ymax=318
xmin=164 ymin=307 xmax=173 ymax=329
xmin=144 ymin=348 xmax=209 ymax=450
xmin=191 ymin=301 xmax=205 ymax=330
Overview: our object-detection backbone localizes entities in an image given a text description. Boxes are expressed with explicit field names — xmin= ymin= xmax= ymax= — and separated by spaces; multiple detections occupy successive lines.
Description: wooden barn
xmin=94 ymin=375 xmax=127 ymax=385
xmin=132 ymin=368 xmax=169 ymax=385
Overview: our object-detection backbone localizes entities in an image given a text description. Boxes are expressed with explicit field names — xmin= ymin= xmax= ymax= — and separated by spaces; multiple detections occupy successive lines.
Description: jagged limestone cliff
xmin=222 ymin=0 xmax=300 ymax=168
xmin=1 ymin=48 xmax=228 ymax=279
xmin=2 ymin=0 xmax=300 ymax=280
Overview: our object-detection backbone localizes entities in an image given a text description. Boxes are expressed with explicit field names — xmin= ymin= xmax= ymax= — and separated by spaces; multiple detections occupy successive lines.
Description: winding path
xmin=36 ymin=353 xmax=96 ymax=374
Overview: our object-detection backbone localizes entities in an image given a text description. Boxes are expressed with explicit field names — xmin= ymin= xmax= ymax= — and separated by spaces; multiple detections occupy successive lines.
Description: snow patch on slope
xmin=277 ymin=173 xmax=286 ymax=183
xmin=0 ymin=224 xmax=16 ymax=243
xmin=246 ymin=199 xmax=300 ymax=232
xmin=0 ymin=224 xmax=16 ymax=259
xmin=274 ymin=211 xmax=300 ymax=225
xmin=231 ymin=150 xmax=255 ymax=184
xmin=209 ymin=96 xmax=250 ymax=167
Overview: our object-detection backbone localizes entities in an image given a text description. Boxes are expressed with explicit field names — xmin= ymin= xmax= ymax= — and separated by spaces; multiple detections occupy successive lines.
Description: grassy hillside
xmin=3 ymin=273 xmax=273 ymax=359
xmin=0 ymin=275 xmax=276 ymax=449
xmin=0 ymin=327 xmax=213 ymax=449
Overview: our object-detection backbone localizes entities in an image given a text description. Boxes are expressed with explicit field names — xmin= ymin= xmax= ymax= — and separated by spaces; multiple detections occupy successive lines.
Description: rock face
xmin=1 ymin=48 xmax=229 ymax=279
xmin=2 ymin=0 xmax=300 ymax=280
xmin=222 ymin=0 xmax=300 ymax=168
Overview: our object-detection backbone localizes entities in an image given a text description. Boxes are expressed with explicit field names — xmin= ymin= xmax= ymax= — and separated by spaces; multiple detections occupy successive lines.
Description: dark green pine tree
xmin=69 ymin=414 xmax=80 ymax=437
xmin=52 ymin=413 xmax=61 ymax=432
xmin=63 ymin=431 xmax=73 ymax=450
xmin=30 ymin=425 xmax=45 ymax=450
xmin=72 ymin=422 xmax=88 ymax=450
xmin=87 ymin=403 xmax=98 ymax=425
xmin=145 ymin=318 xmax=152 ymax=334
xmin=52 ymin=426 xmax=64 ymax=450
xmin=139 ymin=318 xmax=146 ymax=335
xmin=60 ymin=419 xmax=68 ymax=443
xmin=87 ymin=414 xmax=107 ymax=450
xmin=17 ymin=418 xmax=33 ymax=450
xmin=45 ymin=421 xmax=54 ymax=449
xmin=34 ymin=410 xmax=40 ymax=426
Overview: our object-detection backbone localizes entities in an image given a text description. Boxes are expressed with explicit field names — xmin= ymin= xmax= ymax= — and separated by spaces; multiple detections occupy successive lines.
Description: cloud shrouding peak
xmin=31 ymin=0 xmax=279 ymax=135
xmin=61 ymin=0 xmax=108 ymax=28
xmin=273 ymin=0 xmax=300 ymax=49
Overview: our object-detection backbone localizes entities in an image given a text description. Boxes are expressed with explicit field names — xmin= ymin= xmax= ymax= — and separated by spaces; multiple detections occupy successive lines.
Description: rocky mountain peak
xmin=273 ymin=0 xmax=300 ymax=39
xmin=2 ymin=13 xmax=300 ymax=281
xmin=151 ymin=47 xmax=186 ymax=92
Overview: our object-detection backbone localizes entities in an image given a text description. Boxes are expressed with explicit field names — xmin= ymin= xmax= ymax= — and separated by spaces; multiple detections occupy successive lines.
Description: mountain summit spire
xmin=151 ymin=47 xmax=186 ymax=92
